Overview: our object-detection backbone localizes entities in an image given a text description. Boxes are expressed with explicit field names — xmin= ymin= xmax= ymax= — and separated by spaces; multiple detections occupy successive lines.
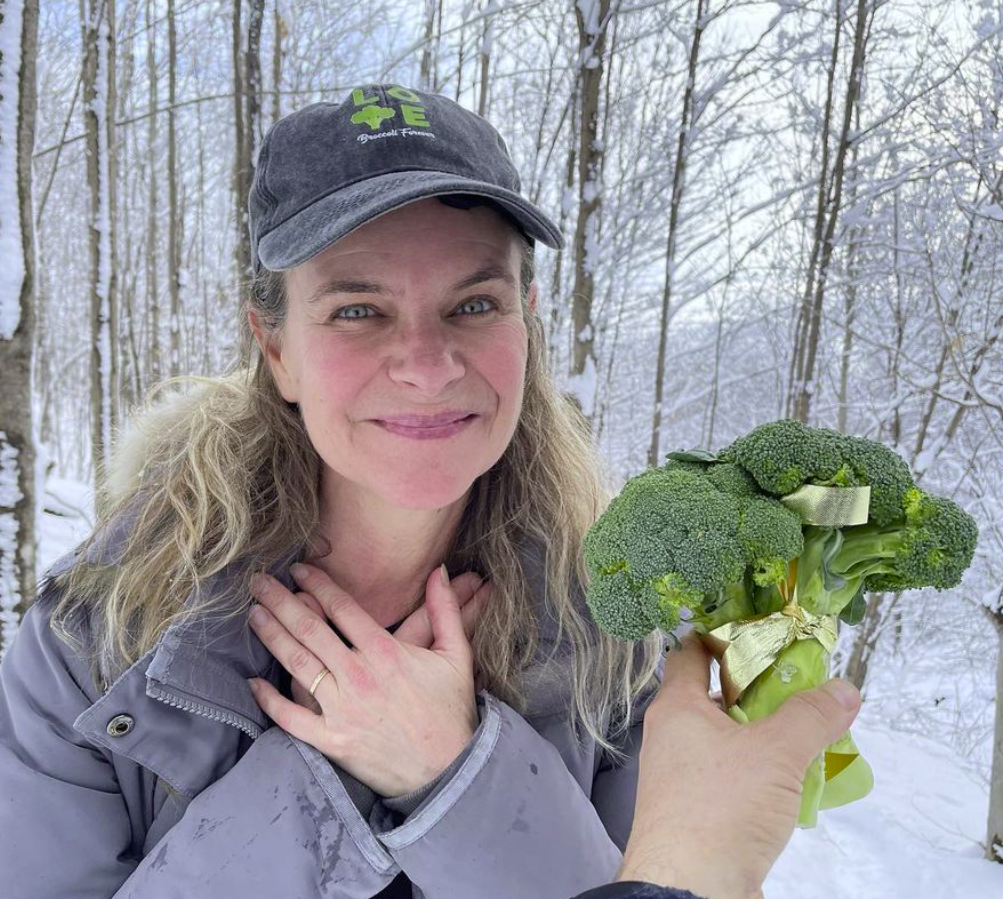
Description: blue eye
xmin=455 ymin=297 xmax=497 ymax=315
xmin=330 ymin=298 xmax=498 ymax=321
xmin=334 ymin=305 xmax=374 ymax=320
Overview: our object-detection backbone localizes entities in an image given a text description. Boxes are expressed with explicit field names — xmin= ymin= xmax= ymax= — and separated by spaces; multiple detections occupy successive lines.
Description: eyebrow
xmin=305 ymin=264 xmax=517 ymax=305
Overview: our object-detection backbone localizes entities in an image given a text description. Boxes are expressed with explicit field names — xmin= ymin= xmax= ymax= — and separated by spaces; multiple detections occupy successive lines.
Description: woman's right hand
xmin=287 ymin=572 xmax=492 ymax=713
xmin=616 ymin=632 xmax=862 ymax=899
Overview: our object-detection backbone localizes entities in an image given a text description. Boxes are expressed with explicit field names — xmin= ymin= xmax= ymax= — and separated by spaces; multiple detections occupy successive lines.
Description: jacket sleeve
xmin=0 ymin=597 xmax=400 ymax=899
xmin=573 ymin=885 xmax=707 ymax=899
xmin=368 ymin=647 xmax=667 ymax=899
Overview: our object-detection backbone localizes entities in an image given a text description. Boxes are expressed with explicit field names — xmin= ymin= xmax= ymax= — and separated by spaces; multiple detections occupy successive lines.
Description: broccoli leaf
xmin=839 ymin=587 xmax=867 ymax=625
xmin=666 ymin=448 xmax=720 ymax=464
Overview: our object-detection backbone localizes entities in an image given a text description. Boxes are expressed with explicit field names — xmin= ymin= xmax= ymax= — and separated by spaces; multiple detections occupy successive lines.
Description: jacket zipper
xmin=147 ymin=681 xmax=264 ymax=739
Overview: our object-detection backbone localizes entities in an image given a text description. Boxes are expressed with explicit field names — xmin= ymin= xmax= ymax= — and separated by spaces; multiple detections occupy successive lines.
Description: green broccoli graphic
xmin=351 ymin=105 xmax=396 ymax=131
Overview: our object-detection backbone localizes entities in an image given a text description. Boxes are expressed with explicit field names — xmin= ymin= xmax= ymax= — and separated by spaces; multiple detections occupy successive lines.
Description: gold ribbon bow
xmin=701 ymin=591 xmax=838 ymax=709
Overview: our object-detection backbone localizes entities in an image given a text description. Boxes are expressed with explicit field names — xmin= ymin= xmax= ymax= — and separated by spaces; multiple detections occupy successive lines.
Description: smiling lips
xmin=374 ymin=415 xmax=478 ymax=440
xmin=375 ymin=410 xmax=477 ymax=427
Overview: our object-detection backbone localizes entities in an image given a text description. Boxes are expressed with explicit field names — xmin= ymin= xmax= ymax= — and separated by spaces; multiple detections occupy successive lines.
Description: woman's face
xmin=255 ymin=197 xmax=537 ymax=511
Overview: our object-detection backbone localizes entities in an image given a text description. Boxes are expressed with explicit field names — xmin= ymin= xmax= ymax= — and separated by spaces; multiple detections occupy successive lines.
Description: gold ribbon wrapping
xmin=701 ymin=595 xmax=838 ymax=709
xmin=780 ymin=484 xmax=871 ymax=526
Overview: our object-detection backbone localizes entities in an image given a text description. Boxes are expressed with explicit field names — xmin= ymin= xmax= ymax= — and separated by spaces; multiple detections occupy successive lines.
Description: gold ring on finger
xmin=308 ymin=667 xmax=332 ymax=697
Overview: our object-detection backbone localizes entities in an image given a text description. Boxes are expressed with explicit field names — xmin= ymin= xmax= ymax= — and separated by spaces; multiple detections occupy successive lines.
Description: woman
xmin=0 ymin=84 xmax=665 ymax=898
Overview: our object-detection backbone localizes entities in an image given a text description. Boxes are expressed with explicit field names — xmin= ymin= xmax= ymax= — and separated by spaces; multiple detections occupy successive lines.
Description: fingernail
xmin=250 ymin=605 xmax=268 ymax=625
xmin=247 ymin=678 xmax=259 ymax=692
xmin=440 ymin=563 xmax=450 ymax=587
xmin=290 ymin=563 xmax=307 ymax=578
xmin=825 ymin=678 xmax=860 ymax=711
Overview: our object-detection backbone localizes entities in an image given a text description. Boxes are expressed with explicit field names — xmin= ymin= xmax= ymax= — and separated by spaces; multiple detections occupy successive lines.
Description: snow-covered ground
xmin=33 ymin=477 xmax=1003 ymax=899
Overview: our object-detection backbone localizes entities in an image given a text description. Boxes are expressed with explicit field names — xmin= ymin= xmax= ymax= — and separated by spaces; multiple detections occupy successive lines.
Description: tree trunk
xmin=270 ymin=0 xmax=284 ymax=124
xmin=987 ymin=604 xmax=1003 ymax=863
xmin=167 ymin=0 xmax=181 ymax=377
xmin=233 ymin=0 xmax=264 ymax=303
xmin=788 ymin=0 xmax=871 ymax=424
xmin=477 ymin=0 xmax=494 ymax=117
xmin=82 ymin=0 xmax=118 ymax=484
xmin=0 ymin=0 xmax=40 ymax=658
xmin=841 ymin=592 xmax=890 ymax=689
xmin=419 ymin=0 xmax=436 ymax=90
xmin=648 ymin=0 xmax=706 ymax=467
xmin=145 ymin=0 xmax=161 ymax=388
xmin=569 ymin=0 xmax=611 ymax=427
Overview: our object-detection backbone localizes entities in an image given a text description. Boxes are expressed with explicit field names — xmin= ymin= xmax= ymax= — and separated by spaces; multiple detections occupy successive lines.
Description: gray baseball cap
xmin=249 ymin=83 xmax=564 ymax=272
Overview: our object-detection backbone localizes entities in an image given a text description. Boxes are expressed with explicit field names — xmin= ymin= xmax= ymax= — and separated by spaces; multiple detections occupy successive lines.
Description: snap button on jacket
xmin=0 ymin=537 xmax=665 ymax=899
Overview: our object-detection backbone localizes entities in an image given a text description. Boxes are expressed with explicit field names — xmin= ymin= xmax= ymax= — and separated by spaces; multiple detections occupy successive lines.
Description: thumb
xmin=427 ymin=564 xmax=468 ymax=656
xmin=759 ymin=678 xmax=862 ymax=769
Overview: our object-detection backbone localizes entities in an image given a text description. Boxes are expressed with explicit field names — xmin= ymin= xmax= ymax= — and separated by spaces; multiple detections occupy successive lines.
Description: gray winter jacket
xmin=0 ymin=534 xmax=666 ymax=899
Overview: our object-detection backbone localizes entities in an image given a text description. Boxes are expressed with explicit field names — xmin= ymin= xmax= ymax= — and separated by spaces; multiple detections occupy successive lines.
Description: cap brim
xmin=257 ymin=170 xmax=564 ymax=271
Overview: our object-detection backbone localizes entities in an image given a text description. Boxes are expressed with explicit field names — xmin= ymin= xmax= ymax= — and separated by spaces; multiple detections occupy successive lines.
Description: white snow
xmin=0 ymin=0 xmax=25 ymax=340
xmin=767 ymin=713 xmax=1003 ymax=898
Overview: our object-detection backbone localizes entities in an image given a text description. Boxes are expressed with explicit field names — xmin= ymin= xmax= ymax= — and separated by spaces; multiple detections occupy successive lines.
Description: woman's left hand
xmin=246 ymin=562 xmax=479 ymax=798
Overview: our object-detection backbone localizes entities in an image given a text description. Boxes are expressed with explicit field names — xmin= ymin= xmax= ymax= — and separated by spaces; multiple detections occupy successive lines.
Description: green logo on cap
xmin=351 ymin=104 xmax=396 ymax=131
xmin=349 ymin=86 xmax=431 ymax=132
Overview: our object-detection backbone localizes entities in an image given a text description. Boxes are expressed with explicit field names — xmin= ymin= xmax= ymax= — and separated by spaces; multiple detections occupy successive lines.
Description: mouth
xmin=373 ymin=414 xmax=479 ymax=440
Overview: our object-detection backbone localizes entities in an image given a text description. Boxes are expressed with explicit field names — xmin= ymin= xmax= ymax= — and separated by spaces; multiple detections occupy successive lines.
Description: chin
xmin=376 ymin=472 xmax=480 ymax=510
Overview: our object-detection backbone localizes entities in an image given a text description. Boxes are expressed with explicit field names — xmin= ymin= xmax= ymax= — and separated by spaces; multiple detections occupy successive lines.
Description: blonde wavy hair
xmin=49 ymin=198 xmax=664 ymax=763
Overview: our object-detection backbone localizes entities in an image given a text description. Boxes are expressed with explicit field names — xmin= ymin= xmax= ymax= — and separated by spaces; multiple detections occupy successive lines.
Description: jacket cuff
xmin=380 ymin=739 xmax=476 ymax=818
xmin=370 ymin=691 xmax=623 ymax=899
xmin=573 ymin=885 xmax=708 ymax=899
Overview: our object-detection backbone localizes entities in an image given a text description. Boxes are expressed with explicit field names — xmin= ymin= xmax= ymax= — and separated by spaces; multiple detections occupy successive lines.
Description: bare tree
xmin=82 ymin=0 xmax=119 ymax=481
xmin=233 ymin=0 xmax=265 ymax=304
xmin=0 ymin=0 xmax=40 ymax=658
xmin=568 ymin=0 xmax=612 ymax=425
xmin=270 ymin=0 xmax=285 ymax=125
xmin=166 ymin=0 xmax=182 ymax=377
xmin=786 ymin=0 xmax=875 ymax=423
xmin=648 ymin=0 xmax=707 ymax=467
xmin=145 ymin=0 xmax=161 ymax=387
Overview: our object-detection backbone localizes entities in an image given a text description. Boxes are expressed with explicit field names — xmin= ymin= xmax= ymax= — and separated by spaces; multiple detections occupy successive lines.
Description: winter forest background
xmin=1 ymin=0 xmax=1002 ymax=893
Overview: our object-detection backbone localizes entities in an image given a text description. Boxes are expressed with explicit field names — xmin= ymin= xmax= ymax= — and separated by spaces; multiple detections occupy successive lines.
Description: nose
xmin=386 ymin=318 xmax=466 ymax=395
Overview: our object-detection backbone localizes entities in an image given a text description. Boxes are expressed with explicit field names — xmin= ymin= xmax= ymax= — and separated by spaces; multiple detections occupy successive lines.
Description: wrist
xmin=616 ymin=849 xmax=757 ymax=899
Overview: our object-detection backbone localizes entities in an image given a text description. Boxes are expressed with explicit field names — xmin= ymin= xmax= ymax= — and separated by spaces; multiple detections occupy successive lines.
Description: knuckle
xmin=289 ymin=647 xmax=313 ymax=673
xmin=345 ymin=661 xmax=376 ymax=693
xmin=294 ymin=613 xmax=321 ymax=641
xmin=371 ymin=633 xmax=400 ymax=664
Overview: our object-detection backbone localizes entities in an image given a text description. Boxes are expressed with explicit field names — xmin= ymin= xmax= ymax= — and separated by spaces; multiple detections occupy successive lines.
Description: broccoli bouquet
xmin=583 ymin=419 xmax=978 ymax=827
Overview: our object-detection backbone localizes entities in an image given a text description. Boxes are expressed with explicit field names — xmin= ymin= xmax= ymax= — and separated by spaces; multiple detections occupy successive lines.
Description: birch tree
xmin=82 ymin=0 xmax=118 ymax=482
xmin=0 ymin=0 xmax=39 ymax=658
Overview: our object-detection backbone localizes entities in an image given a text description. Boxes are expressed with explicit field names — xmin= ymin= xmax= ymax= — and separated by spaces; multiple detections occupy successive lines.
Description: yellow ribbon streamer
xmin=780 ymin=484 xmax=871 ymax=526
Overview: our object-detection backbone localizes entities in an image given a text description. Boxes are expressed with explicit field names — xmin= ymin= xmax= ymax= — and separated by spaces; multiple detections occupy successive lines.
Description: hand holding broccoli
xmin=617 ymin=633 xmax=862 ymax=899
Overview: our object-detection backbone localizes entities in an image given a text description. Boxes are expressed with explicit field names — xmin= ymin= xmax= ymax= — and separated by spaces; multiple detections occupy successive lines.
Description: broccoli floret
xmin=720 ymin=419 xmax=846 ymax=495
xmin=583 ymin=564 xmax=663 ymax=641
xmin=736 ymin=495 xmax=805 ymax=586
xmin=705 ymin=462 xmax=761 ymax=497
xmin=836 ymin=434 xmax=915 ymax=527
xmin=834 ymin=488 xmax=978 ymax=591
xmin=722 ymin=421 xmax=916 ymax=529
xmin=583 ymin=465 xmax=801 ymax=639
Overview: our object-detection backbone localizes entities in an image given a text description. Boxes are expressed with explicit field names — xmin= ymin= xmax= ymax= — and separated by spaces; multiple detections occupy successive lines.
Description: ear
xmin=247 ymin=309 xmax=299 ymax=404
xmin=527 ymin=281 xmax=538 ymax=315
